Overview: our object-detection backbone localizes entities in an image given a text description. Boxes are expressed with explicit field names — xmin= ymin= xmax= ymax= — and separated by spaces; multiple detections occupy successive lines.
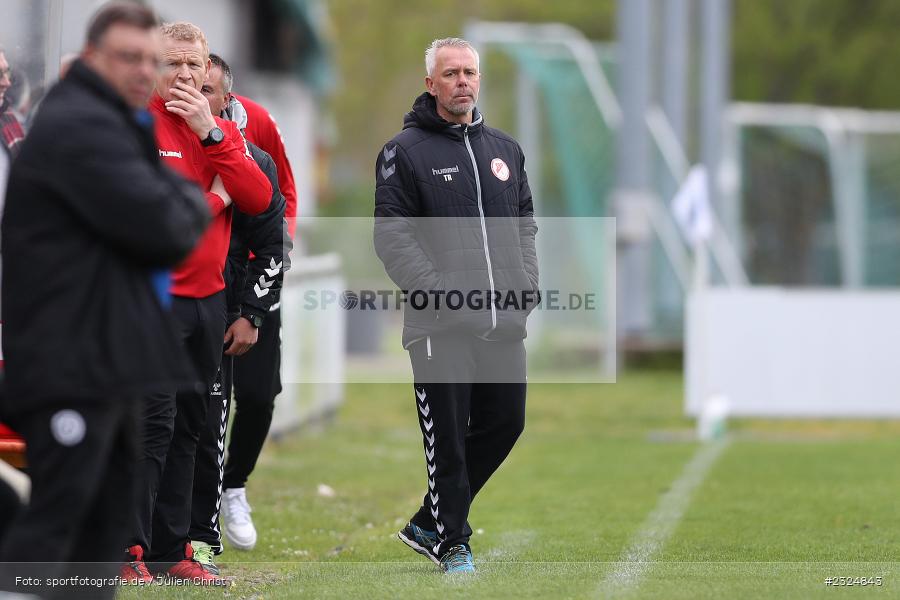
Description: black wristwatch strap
xmin=241 ymin=312 xmax=264 ymax=328
xmin=201 ymin=126 xmax=224 ymax=147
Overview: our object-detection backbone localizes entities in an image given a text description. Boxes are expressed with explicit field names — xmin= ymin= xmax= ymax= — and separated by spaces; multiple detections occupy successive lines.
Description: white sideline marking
xmin=481 ymin=529 xmax=537 ymax=562
xmin=598 ymin=438 xmax=731 ymax=598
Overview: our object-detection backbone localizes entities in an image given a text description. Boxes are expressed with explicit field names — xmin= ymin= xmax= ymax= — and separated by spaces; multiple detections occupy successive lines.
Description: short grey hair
xmin=209 ymin=53 xmax=233 ymax=94
xmin=425 ymin=37 xmax=479 ymax=76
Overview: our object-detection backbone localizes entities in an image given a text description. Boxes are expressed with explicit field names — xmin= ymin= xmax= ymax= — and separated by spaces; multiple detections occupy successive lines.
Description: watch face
xmin=202 ymin=127 xmax=225 ymax=147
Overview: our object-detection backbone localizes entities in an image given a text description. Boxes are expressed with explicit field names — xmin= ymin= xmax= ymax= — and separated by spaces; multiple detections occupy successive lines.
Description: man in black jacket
xmin=0 ymin=3 xmax=208 ymax=597
xmin=374 ymin=37 xmax=539 ymax=574
xmin=190 ymin=54 xmax=290 ymax=573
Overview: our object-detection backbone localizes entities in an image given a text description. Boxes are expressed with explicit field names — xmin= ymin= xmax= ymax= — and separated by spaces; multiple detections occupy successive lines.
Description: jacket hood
xmin=402 ymin=91 xmax=482 ymax=133
xmin=224 ymin=95 xmax=249 ymax=132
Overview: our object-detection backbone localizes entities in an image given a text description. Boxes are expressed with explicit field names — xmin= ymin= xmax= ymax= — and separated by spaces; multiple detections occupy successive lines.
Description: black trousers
xmin=406 ymin=333 xmax=526 ymax=557
xmin=0 ymin=400 xmax=138 ymax=600
xmin=189 ymin=353 xmax=231 ymax=551
xmin=129 ymin=292 xmax=225 ymax=565
xmin=191 ymin=308 xmax=281 ymax=550
xmin=0 ymin=476 xmax=22 ymax=544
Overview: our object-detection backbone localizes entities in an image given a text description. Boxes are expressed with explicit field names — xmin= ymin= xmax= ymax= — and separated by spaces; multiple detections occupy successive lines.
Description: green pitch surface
xmin=118 ymin=372 xmax=900 ymax=599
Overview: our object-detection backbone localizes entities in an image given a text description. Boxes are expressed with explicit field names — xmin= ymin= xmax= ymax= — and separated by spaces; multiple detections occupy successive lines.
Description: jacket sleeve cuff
xmin=205 ymin=192 xmax=226 ymax=216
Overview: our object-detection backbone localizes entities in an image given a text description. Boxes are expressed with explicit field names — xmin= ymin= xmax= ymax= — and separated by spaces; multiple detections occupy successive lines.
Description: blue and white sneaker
xmin=397 ymin=522 xmax=440 ymax=566
xmin=440 ymin=544 xmax=475 ymax=574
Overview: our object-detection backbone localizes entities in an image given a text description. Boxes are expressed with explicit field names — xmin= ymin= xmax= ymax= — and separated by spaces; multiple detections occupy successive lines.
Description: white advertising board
xmin=686 ymin=288 xmax=900 ymax=418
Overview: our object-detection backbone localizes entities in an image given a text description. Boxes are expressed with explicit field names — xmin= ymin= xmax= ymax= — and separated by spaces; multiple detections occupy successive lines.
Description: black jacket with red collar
xmin=224 ymin=141 xmax=290 ymax=324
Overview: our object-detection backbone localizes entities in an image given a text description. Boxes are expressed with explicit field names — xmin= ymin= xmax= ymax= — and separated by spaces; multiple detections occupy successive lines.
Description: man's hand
xmin=210 ymin=175 xmax=233 ymax=208
xmin=165 ymin=81 xmax=217 ymax=139
xmin=224 ymin=317 xmax=259 ymax=356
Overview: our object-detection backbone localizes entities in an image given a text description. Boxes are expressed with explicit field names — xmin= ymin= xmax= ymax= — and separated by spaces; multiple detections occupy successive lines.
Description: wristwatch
xmin=201 ymin=126 xmax=225 ymax=147
xmin=242 ymin=313 xmax=264 ymax=328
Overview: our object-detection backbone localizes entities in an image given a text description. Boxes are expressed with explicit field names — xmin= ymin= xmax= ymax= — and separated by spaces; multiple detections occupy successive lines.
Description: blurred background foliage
xmin=732 ymin=0 xmax=900 ymax=108
xmin=322 ymin=0 xmax=900 ymax=216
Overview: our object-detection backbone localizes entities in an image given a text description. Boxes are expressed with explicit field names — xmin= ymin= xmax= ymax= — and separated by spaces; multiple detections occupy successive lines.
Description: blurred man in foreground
xmin=190 ymin=53 xmax=289 ymax=573
xmin=0 ymin=3 xmax=209 ymax=597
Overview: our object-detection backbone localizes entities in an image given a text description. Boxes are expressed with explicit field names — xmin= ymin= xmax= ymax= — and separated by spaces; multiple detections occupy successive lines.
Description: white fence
xmin=271 ymin=253 xmax=345 ymax=436
xmin=686 ymin=288 xmax=900 ymax=418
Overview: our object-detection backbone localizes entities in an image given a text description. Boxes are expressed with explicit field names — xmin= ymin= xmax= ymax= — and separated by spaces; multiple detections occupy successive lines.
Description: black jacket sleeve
xmin=373 ymin=142 xmax=444 ymax=294
xmin=516 ymin=144 xmax=539 ymax=293
xmin=229 ymin=143 xmax=290 ymax=323
xmin=51 ymin=110 xmax=209 ymax=267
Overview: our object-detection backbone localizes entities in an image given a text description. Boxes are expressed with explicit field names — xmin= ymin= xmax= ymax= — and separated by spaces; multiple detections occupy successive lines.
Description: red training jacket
xmin=234 ymin=93 xmax=298 ymax=238
xmin=150 ymin=93 xmax=272 ymax=298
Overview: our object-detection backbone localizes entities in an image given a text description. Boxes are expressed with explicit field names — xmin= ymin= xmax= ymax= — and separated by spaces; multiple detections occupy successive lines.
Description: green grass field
xmin=119 ymin=371 xmax=900 ymax=599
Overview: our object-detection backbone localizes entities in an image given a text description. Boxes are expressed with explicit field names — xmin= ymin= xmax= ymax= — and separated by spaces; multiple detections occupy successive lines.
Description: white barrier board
xmin=686 ymin=288 xmax=900 ymax=418
xmin=272 ymin=253 xmax=346 ymax=436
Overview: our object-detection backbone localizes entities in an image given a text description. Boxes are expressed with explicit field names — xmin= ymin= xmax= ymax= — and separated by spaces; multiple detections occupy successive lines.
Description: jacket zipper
xmin=426 ymin=335 xmax=432 ymax=360
xmin=463 ymin=124 xmax=497 ymax=333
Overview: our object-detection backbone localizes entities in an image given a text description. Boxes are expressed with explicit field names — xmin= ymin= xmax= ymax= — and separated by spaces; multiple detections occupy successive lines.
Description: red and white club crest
xmin=490 ymin=158 xmax=510 ymax=181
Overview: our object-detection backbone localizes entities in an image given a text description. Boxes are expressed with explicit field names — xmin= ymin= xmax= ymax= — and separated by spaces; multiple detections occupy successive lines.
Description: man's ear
xmin=205 ymin=57 xmax=211 ymax=75
xmin=425 ymin=76 xmax=435 ymax=95
xmin=81 ymin=44 xmax=97 ymax=66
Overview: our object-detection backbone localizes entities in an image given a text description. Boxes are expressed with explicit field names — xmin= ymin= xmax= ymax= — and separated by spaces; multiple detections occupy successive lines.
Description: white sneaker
xmin=221 ymin=487 xmax=257 ymax=550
